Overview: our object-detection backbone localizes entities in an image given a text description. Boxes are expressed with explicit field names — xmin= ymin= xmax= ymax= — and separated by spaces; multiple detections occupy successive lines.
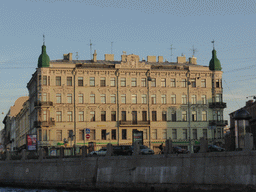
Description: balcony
xmin=209 ymin=102 xmax=227 ymax=108
xmin=34 ymin=101 xmax=53 ymax=107
xmin=209 ymin=120 xmax=228 ymax=126
xmin=34 ymin=119 xmax=55 ymax=128
xmin=119 ymin=121 xmax=150 ymax=126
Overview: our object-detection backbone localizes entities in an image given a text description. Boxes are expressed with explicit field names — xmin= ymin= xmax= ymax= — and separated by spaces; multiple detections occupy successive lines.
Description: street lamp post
xmin=187 ymin=77 xmax=192 ymax=152
xmin=147 ymin=70 xmax=151 ymax=148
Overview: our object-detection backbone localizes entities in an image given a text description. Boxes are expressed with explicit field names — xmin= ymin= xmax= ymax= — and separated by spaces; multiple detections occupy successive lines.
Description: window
xmin=151 ymin=95 xmax=156 ymax=104
xmin=100 ymin=77 xmax=106 ymax=87
xmin=43 ymin=76 xmax=47 ymax=85
xmin=102 ymin=129 xmax=106 ymax=140
xmin=162 ymin=111 xmax=167 ymax=121
xmin=121 ymin=78 xmax=126 ymax=87
xmin=101 ymin=94 xmax=106 ymax=104
xmin=141 ymin=78 xmax=146 ymax=87
xmin=202 ymin=111 xmax=207 ymax=121
xmin=143 ymin=129 xmax=148 ymax=139
xmin=201 ymin=95 xmax=207 ymax=104
xmin=56 ymin=130 xmax=62 ymax=141
xmin=191 ymin=78 xmax=196 ymax=87
xmin=43 ymin=130 xmax=47 ymax=141
xmin=101 ymin=111 xmax=106 ymax=121
xmin=217 ymin=128 xmax=221 ymax=138
xmin=111 ymin=111 xmax=116 ymax=121
xmin=90 ymin=94 xmax=95 ymax=104
xmin=181 ymin=79 xmax=186 ymax=87
xmin=90 ymin=77 xmax=95 ymax=87
xmin=67 ymin=93 xmax=72 ymax=104
xmin=39 ymin=75 xmax=41 ymax=85
xmin=182 ymin=95 xmax=187 ymax=104
xmin=216 ymin=79 xmax=220 ymax=88
xmin=132 ymin=111 xmax=137 ymax=123
xmin=171 ymin=111 xmax=176 ymax=121
xmin=191 ymin=95 xmax=197 ymax=104
xmin=39 ymin=130 xmax=42 ymax=141
xmin=192 ymin=111 xmax=197 ymax=121
xmin=112 ymin=129 xmax=116 ymax=140
xmin=161 ymin=95 xmax=166 ymax=104
xmin=193 ymin=129 xmax=197 ymax=139
xmin=67 ymin=77 xmax=72 ymax=86
xmin=111 ymin=94 xmax=116 ymax=104
xmin=172 ymin=129 xmax=177 ymax=139
xmin=79 ymin=130 xmax=84 ymax=140
xmin=182 ymin=111 xmax=187 ymax=121
xmin=90 ymin=111 xmax=95 ymax=122
xmin=170 ymin=78 xmax=176 ymax=87
xmin=152 ymin=111 xmax=157 ymax=121
xmin=215 ymin=94 xmax=221 ymax=102
xmin=151 ymin=78 xmax=156 ymax=87
xmin=78 ymin=77 xmax=83 ymax=86
xmin=152 ymin=129 xmax=157 ymax=140
xmin=78 ymin=94 xmax=83 ymax=104
xmin=142 ymin=111 xmax=147 ymax=121
xmin=110 ymin=77 xmax=115 ymax=87
xmin=56 ymin=76 xmax=61 ymax=86
xmin=161 ymin=78 xmax=166 ymax=87
xmin=131 ymin=78 xmax=137 ymax=87
xmin=121 ymin=94 xmax=126 ymax=104
xmin=42 ymin=110 xmax=47 ymax=121
xmin=56 ymin=111 xmax=62 ymax=122
xmin=67 ymin=111 xmax=73 ymax=122
xmin=141 ymin=94 xmax=147 ymax=104
xmin=162 ymin=129 xmax=167 ymax=140
xmin=42 ymin=93 xmax=47 ymax=102
xmin=203 ymin=129 xmax=207 ymax=138
xmin=78 ymin=111 xmax=84 ymax=122
xmin=48 ymin=76 xmax=50 ymax=86
xmin=217 ymin=111 xmax=222 ymax=121
xmin=38 ymin=92 xmax=41 ymax=101
xmin=183 ymin=129 xmax=187 ymax=140
xmin=90 ymin=129 xmax=95 ymax=140
xmin=171 ymin=95 xmax=176 ymax=104
xmin=121 ymin=111 xmax=126 ymax=121
xmin=201 ymin=79 xmax=206 ymax=88
xmin=122 ymin=129 xmax=127 ymax=140
xmin=132 ymin=94 xmax=137 ymax=104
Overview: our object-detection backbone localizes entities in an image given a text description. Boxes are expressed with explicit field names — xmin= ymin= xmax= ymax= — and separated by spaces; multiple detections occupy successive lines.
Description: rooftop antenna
xmin=76 ymin=52 xmax=79 ymax=60
xmin=111 ymin=42 xmax=114 ymax=54
xmin=211 ymin=40 xmax=215 ymax=50
xmin=169 ymin=44 xmax=176 ymax=62
xmin=190 ymin=45 xmax=198 ymax=57
xmin=43 ymin=34 xmax=45 ymax=45
xmin=87 ymin=39 xmax=95 ymax=60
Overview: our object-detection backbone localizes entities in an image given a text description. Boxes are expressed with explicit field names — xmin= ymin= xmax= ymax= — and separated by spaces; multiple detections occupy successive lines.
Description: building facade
xmin=26 ymin=43 xmax=227 ymax=152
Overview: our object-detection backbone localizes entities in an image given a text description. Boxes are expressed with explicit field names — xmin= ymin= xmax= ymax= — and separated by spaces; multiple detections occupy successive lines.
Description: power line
xmin=223 ymin=80 xmax=241 ymax=109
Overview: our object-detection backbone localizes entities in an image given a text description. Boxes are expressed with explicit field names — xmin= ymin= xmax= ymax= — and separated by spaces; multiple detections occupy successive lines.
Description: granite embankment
xmin=1 ymin=151 xmax=256 ymax=191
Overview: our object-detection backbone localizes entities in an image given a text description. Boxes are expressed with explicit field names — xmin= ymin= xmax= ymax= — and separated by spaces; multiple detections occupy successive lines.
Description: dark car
xmin=113 ymin=145 xmax=133 ymax=156
xmin=208 ymin=145 xmax=225 ymax=152
xmin=173 ymin=146 xmax=189 ymax=154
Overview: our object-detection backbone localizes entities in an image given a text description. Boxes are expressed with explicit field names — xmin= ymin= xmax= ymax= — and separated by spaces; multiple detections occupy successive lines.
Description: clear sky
xmin=0 ymin=0 xmax=256 ymax=129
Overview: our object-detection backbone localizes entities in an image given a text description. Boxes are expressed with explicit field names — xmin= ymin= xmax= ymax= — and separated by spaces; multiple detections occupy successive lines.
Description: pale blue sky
xmin=0 ymin=0 xmax=256 ymax=128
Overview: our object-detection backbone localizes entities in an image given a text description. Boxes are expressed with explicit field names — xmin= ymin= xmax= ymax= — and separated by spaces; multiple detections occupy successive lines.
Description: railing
xmin=34 ymin=101 xmax=53 ymax=107
xmin=119 ymin=121 xmax=150 ymax=126
xmin=209 ymin=102 xmax=227 ymax=108
xmin=34 ymin=119 xmax=55 ymax=127
xmin=209 ymin=120 xmax=228 ymax=126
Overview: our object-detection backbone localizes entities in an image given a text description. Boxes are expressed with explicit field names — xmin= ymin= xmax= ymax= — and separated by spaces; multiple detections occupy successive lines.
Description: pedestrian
xmin=159 ymin=143 xmax=163 ymax=154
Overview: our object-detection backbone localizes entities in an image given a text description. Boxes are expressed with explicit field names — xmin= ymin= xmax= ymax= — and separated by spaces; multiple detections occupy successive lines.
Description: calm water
xmin=0 ymin=187 xmax=95 ymax=192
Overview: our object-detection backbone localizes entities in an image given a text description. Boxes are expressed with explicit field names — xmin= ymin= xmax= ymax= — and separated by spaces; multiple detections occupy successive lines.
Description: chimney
xmin=189 ymin=56 xmax=197 ymax=64
xmin=158 ymin=56 xmax=163 ymax=63
xmin=105 ymin=54 xmax=114 ymax=61
xmin=177 ymin=55 xmax=186 ymax=64
xmin=63 ymin=53 xmax=73 ymax=61
xmin=93 ymin=50 xmax=97 ymax=62
xmin=147 ymin=56 xmax=156 ymax=62
xmin=121 ymin=51 xmax=127 ymax=62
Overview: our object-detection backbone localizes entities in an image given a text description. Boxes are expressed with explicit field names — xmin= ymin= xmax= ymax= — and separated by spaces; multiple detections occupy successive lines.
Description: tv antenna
xmin=190 ymin=45 xmax=198 ymax=57
xmin=76 ymin=52 xmax=79 ymax=60
xmin=87 ymin=39 xmax=95 ymax=60
xmin=169 ymin=44 xmax=176 ymax=62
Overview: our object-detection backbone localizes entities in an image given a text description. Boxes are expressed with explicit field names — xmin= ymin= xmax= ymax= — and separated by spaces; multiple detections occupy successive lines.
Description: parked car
xmin=139 ymin=145 xmax=154 ymax=155
xmin=208 ymin=145 xmax=225 ymax=152
xmin=90 ymin=148 xmax=107 ymax=156
xmin=113 ymin=145 xmax=133 ymax=156
xmin=172 ymin=146 xmax=189 ymax=154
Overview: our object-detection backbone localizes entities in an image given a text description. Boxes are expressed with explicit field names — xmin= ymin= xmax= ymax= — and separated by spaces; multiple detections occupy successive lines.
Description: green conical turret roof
xmin=38 ymin=44 xmax=50 ymax=68
xmin=209 ymin=49 xmax=221 ymax=71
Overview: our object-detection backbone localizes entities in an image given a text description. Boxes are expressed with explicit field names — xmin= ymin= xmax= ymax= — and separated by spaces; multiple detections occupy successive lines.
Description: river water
xmin=0 ymin=187 xmax=95 ymax=192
